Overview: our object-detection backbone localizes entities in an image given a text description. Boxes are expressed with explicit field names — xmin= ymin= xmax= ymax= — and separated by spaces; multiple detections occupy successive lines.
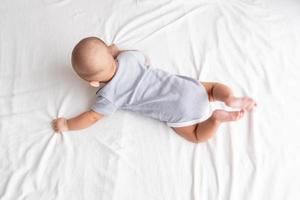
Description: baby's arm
xmin=108 ymin=44 xmax=125 ymax=58
xmin=52 ymin=110 xmax=103 ymax=133
xmin=108 ymin=44 xmax=150 ymax=65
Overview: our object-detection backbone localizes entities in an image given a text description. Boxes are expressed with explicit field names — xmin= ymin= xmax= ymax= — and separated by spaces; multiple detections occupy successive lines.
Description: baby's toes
xmin=231 ymin=111 xmax=241 ymax=121
xmin=54 ymin=128 xmax=60 ymax=133
xmin=241 ymin=98 xmax=252 ymax=110
xmin=52 ymin=124 xmax=59 ymax=132
xmin=233 ymin=113 xmax=240 ymax=121
xmin=246 ymin=101 xmax=256 ymax=111
xmin=237 ymin=110 xmax=245 ymax=120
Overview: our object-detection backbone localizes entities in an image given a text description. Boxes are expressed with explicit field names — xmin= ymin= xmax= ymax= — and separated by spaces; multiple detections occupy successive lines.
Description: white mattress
xmin=1 ymin=0 xmax=300 ymax=199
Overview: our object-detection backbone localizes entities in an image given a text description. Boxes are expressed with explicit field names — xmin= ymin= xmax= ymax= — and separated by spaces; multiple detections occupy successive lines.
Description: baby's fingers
xmin=54 ymin=128 xmax=62 ymax=134
xmin=51 ymin=120 xmax=60 ymax=134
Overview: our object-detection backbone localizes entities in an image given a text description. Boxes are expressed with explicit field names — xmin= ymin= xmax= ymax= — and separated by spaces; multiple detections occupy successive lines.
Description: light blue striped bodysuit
xmin=91 ymin=50 xmax=209 ymax=127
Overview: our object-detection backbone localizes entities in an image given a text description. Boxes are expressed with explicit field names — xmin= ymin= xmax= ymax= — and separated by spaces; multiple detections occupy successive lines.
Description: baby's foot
xmin=212 ymin=109 xmax=245 ymax=122
xmin=225 ymin=96 xmax=257 ymax=111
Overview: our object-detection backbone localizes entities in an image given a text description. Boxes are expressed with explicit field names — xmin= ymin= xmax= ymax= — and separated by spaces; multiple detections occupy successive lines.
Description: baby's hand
xmin=52 ymin=118 xmax=69 ymax=133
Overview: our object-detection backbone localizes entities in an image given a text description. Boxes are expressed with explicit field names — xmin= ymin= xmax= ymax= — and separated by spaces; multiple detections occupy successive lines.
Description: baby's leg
xmin=201 ymin=82 xmax=257 ymax=111
xmin=172 ymin=118 xmax=219 ymax=143
xmin=201 ymin=82 xmax=233 ymax=102
xmin=172 ymin=82 xmax=257 ymax=143
xmin=172 ymin=109 xmax=244 ymax=143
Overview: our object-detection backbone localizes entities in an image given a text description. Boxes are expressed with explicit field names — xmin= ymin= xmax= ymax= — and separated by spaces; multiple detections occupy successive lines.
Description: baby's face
xmin=71 ymin=37 xmax=116 ymax=87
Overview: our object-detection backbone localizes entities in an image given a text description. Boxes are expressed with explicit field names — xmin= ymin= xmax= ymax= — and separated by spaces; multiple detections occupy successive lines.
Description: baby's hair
xmin=71 ymin=37 xmax=108 ymax=79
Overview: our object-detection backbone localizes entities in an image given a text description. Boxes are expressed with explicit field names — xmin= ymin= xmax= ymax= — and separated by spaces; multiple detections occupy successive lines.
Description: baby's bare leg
xmin=196 ymin=108 xmax=244 ymax=142
xmin=172 ymin=117 xmax=219 ymax=143
xmin=173 ymin=110 xmax=244 ymax=143
xmin=172 ymin=82 xmax=256 ymax=143
xmin=194 ymin=116 xmax=221 ymax=143
xmin=201 ymin=82 xmax=257 ymax=111
xmin=201 ymin=82 xmax=233 ymax=102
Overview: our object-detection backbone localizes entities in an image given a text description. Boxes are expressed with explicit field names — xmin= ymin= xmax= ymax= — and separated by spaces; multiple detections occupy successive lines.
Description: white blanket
xmin=1 ymin=0 xmax=300 ymax=199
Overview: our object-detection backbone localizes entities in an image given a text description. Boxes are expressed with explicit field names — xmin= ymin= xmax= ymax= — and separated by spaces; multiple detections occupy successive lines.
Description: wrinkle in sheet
xmin=115 ymin=3 xmax=215 ymax=47
xmin=43 ymin=0 xmax=72 ymax=6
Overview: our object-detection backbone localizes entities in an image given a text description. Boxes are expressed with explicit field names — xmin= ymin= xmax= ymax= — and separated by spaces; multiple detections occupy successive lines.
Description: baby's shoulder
xmin=117 ymin=50 xmax=145 ymax=64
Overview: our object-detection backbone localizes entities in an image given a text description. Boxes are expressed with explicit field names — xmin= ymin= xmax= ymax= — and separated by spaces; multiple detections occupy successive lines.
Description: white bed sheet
xmin=1 ymin=0 xmax=300 ymax=199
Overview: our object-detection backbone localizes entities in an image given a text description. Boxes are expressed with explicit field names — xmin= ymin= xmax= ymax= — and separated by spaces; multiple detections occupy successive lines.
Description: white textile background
xmin=0 ymin=0 xmax=299 ymax=199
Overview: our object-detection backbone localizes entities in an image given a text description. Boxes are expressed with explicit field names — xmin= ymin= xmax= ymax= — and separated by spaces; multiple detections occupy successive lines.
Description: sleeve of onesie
xmin=90 ymin=96 xmax=117 ymax=116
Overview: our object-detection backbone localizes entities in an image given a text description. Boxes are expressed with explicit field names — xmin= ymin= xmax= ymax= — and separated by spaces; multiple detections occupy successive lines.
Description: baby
xmin=52 ymin=37 xmax=257 ymax=143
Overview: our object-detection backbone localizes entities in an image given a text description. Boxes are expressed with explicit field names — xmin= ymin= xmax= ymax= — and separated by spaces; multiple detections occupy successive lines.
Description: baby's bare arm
xmin=52 ymin=110 xmax=103 ymax=133
xmin=66 ymin=110 xmax=103 ymax=131
xmin=108 ymin=44 xmax=124 ymax=58
xmin=108 ymin=44 xmax=150 ymax=65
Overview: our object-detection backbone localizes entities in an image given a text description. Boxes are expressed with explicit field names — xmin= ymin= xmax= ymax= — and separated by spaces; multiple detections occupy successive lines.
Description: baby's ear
xmin=89 ymin=81 xmax=100 ymax=87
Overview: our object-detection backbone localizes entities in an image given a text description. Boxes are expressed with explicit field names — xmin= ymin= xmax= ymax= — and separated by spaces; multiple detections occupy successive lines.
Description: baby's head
xmin=71 ymin=37 xmax=116 ymax=87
